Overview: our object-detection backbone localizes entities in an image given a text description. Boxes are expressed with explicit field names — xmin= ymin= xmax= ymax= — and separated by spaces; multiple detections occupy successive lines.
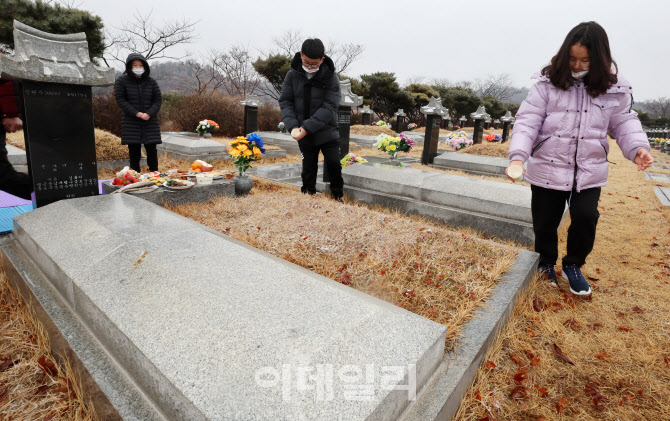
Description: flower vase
xmin=204 ymin=132 xmax=212 ymax=139
xmin=233 ymin=172 xmax=253 ymax=196
xmin=389 ymin=152 xmax=398 ymax=160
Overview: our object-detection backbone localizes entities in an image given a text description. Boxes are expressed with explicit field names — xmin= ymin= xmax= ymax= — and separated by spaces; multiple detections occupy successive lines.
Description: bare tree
xmin=103 ymin=10 xmax=198 ymax=68
xmin=184 ymin=56 xmax=225 ymax=95
xmin=430 ymin=78 xmax=453 ymax=89
xmin=272 ymin=30 xmax=304 ymax=57
xmin=327 ymin=42 xmax=365 ymax=75
xmin=473 ymin=73 xmax=518 ymax=102
xmin=404 ymin=75 xmax=426 ymax=86
xmin=211 ymin=45 xmax=263 ymax=99
xmin=646 ymin=97 xmax=670 ymax=119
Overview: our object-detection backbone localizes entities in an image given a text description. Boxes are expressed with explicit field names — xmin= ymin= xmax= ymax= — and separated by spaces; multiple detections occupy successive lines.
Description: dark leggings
xmin=531 ymin=185 xmax=601 ymax=267
xmin=128 ymin=143 xmax=158 ymax=172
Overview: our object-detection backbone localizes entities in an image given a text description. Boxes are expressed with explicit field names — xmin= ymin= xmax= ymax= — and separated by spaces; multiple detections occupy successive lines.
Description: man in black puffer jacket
xmin=279 ymin=39 xmax=343 ymax=200
xmin=114 ymin=53 xmax=162 ymax=172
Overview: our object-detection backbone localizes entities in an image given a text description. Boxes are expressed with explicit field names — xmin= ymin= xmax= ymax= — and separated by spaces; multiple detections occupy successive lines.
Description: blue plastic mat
xmin=0 ymin=204 xmax=35 ymax=234
xmin=0 ymin=190 xmax=32 ymax=208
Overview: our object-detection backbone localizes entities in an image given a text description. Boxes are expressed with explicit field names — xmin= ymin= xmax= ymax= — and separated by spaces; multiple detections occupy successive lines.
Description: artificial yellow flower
xmin=229 ymin=148 xmax=241 ymax=156
xmin=229 ymin=140 xmax=238 ymax=145
xmin=389 ymin=144 xmax=397 ymax=151
xmin=253 ymin=147 xmax=261 ymax=155
xmin=237 ymin=144 xmax=248 ymax=151
xmin=243 ymin=149 xmax=252 ymax=157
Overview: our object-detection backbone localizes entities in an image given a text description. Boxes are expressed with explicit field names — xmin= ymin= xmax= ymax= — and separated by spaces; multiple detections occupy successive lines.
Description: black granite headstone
xmin=502 ymin=121 xmax=512 ymax=143
xmin=421 ymin=114 xmax=441 ymax=165
xmin=21 ymin=81 xmax=98 ymax=208
xmin=337 ymin=106 xmax=351 ymax=159
xmin=472 ymin=119 xmax=484 ymax=144
xmin=394 ymin=116 xmax=404 ymax=134
xmin=243 ymin=105 xmax=258 ymax=135
xmin=361 ymin=113 xmax=371 ymax=126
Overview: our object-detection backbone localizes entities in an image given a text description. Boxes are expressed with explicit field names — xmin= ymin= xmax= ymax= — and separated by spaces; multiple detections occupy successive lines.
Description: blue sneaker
xmin=538 ymin=264 xmax=558 ymax=287
xmin=561 ymin=265 xmax=592 ymax=295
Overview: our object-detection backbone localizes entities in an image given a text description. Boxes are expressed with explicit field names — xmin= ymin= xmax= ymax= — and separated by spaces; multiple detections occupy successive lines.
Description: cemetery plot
xmin=171 ymin=179 xmax=519 ymax=349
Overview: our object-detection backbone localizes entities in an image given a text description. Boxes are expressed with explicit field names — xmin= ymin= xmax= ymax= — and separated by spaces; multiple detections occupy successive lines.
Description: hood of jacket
xmin=125 ymin=53 xmax=150 ymax=79
xmin=290 ymin=52 xmax=336 ymax=82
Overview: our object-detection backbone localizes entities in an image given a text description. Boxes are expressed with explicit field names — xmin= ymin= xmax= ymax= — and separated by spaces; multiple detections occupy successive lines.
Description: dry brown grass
xmin=6 ymin=129 xmax=136 ymax=162
xmin=455 ymin=139 xmax=670 ymax=420
xmin=169 ymin=179 xmax=517 ymax=349
xmin=349 ymin=124 xmax=396 ymax=136
xmin=458 ymin=142 xmax=510 ymax=158
xmin=0 ymin=266 xmax=97 ymax=420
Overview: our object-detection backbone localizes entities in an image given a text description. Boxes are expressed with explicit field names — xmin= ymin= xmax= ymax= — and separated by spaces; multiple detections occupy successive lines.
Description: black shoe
xmin=538 ymin=264 xmax=558 ymax=287
xmin=561 ymin=265 xmax=592 ymax=295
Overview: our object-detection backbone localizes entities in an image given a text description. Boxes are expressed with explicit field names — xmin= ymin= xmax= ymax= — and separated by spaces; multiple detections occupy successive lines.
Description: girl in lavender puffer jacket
xmin=506 ymin=21 xmax=654 ymax=296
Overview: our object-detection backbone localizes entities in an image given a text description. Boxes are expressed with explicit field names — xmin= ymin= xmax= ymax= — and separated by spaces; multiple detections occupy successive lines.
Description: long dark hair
xmin=542 ymin=22 xmax=618 ymax=97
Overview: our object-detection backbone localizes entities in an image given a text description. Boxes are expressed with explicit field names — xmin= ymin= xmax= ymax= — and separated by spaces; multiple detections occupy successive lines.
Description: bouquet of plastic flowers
xmin=376 ymin=121 xmax=391 ymax=129
xmin=277 ymin=122 xmax=287 ymax=133
xmin=196 ymin=119 xmax=220 ymax=135
xmin=375 ymin=133 xmax=414 ymax=158
xmin=340 ymin=153 xmax=368 ymax=168
xmin=407 ymin=123 xmax=418 ymax=131
xmin=485 ymin=134 xmax=503 ymax=142
xmin=227 ymin=133 xmax=266 ymax=176
xmin=445 ymin=131 xmax=473 ymax=151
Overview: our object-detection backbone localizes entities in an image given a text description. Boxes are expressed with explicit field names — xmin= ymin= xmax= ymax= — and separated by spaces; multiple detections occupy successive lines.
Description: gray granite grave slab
xmin=255 ymin=132 xmax=302 ymax=154
xmin=433 ymin=152 xmax=513 ymax=177
xmin=101 ymin=178 xmax=235 ymax=204
xmin=158 ymin=133 xmax=286 ymax=160
xmin=8 ymin=194 xmax=447 ymax=420
xmin=645 ymin=172 xmax=670 ymax=183
xmin=653 ymin=186 xmax=670 ymax=206
xmin=7 ymin=143 xmax=28 ymax=172
xmin=341 ymin=163 xmax=549 ymax=245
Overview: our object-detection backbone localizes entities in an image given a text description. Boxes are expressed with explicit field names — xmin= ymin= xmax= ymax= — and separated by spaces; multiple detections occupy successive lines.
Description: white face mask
xmin=132 ymin=68 xmax=145 ymax=76
xmin=302 ymin=66 xmax=319 ymax=74
xmin=571 ymin=69 xmax=589 ymax=79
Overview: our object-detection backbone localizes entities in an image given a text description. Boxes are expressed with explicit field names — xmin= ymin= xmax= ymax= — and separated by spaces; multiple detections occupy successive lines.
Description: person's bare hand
xmin=141 ymin=113 xmax=150 ymax=121
xmin=505 ymin=160 xmax=525 ymax=182
xmin=2 ymin=117 xmax=23 ymax=133
xmin=294 ymin=127 xmax=307 ymax=141
xmin=634 ymin=148 xmax=653 ymax=171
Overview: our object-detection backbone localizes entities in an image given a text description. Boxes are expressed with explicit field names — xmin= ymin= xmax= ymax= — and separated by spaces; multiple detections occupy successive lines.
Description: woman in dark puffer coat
xmin=114 ymin=53 xmax=162 ymax=172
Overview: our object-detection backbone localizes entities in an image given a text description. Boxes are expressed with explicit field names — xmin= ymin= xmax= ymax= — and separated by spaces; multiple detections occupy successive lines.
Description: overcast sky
xmin=80 ymin=0 xmax=667 ymax=101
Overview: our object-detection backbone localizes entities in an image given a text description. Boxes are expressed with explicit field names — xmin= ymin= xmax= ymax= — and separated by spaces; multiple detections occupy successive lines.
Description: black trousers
xmin=531 ymin=185 xmax=601 ymax=268
xmin=128 ymin=143 xmax=158 ymax=172
xmin=298 ymin=138 xmax=343 ymax=198
xmin=0 ymin=128 xmax=32 ymax=200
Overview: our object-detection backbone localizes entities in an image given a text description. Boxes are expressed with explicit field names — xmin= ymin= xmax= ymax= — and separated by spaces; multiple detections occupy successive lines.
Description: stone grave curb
xmin=645 ymin=171 xmax=670 ymax=183
xmin=343 ymin=184 xmax=535 ymax=246
xmin=432 ymin=152 xmax=511 ymax=177
xmin=653 ymin=186 xmax=670 ymax=207
xmin=399 ymin=248 xmax=539 ymax=421
xmin=0 ymin=242 xmax=163 ymax=421
xmin=156 ymin=147 xmax=286 ymax=161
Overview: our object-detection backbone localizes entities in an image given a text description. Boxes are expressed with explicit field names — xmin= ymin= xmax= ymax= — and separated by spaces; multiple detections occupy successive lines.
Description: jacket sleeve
xmin=301 ymin=73 xmax=340 ymax=134
xmin=0 ymin=80 xmax=21 ymax=118
xmin=508 ymin=81 xmax=549 ymax=162
xmin=279 ymin=72 xmax=300 ymax=131
xmin=609 ymin=93 xmax=649 ymax=162
xmin=114 ymin=77 xmax=139 ymax=118
xmin=145 ymin=79 xmax=162 ymax=117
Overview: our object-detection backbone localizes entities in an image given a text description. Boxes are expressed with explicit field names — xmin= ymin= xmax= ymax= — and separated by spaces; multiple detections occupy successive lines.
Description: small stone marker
xmin=394 ymin=108 xmax=406 ymax=133
xmin=360 ymin=104 xmax=373 ymax=126
xmin=470 ymin=106 xmax=490 ymax=144
xmin=240 ymin=94 xmax=261 ymax=135
xmin=500 ymin=110 xmax=516 ymax=143
xmin=420 ymin=97 xmax=446 ymax=165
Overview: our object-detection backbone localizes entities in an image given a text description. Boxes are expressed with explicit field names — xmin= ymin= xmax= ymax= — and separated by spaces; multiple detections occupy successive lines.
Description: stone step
xmin=8 ymin=194 xmax=447 ymax=420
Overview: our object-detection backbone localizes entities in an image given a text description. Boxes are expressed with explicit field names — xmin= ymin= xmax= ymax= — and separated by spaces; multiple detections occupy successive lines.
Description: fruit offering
xmin=112 ymin=166 xmax=140 ymax=186
xmin=191 ymin=160 xmax=213 ymax=172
